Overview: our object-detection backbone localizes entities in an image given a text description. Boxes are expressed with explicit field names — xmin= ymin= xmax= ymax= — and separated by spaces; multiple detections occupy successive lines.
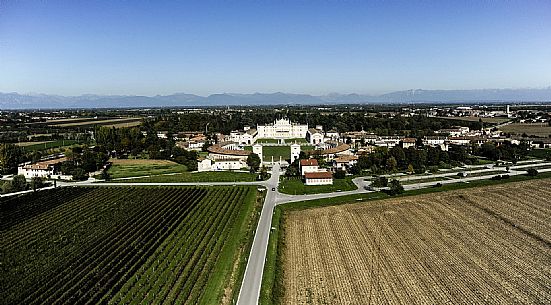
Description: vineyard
xmin=279 ymin=179 xmax=551 ymax=304
xmin=0 ymin=185 xmax=259 ymax=305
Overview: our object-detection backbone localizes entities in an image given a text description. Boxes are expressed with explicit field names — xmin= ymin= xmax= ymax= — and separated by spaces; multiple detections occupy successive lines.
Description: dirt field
xmin=281 ymin=179 xmax=551 ymax=304
xmin=500 ymin=123 xmax=551 ymax=137
xmin=15 ymin=141 xmax=52 ymax=147
xmin=437 ymin=116 xmax=510 ymax=123
xmin=50 ymin=117 xmax=141 ymax=127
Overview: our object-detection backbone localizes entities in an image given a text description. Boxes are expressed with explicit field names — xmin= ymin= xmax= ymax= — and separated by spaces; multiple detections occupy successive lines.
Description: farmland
xmin=275 ymin=179 xmax=551 ymax=304
xmin=437 ymin=116 xmax=510 ymax=124
xmin=47 ymin=117 xmax=142 ymax=128
xmin=110 ymin=171 xmax=260 ymax=183
xmin=0 ymin=185 xmax=260 ymax=305
xmin=108 ymin=159 xmax=189 ymax=179
xmin=500 ymin=122 xmax=551 ymax=137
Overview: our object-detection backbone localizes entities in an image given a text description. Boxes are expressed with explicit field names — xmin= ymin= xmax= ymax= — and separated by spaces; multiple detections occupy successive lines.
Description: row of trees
xmin=144 ymin=110 xmax=483 ymax=137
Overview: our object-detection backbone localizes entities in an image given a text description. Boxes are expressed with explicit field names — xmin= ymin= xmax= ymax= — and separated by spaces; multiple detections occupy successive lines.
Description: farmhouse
xmin=304 ymin=171 xmax=333 ymax=185
xmin=300 ymin=159 xmax=319 ymax=175
xmin=18 ymin=157 xmax=67 ymax=178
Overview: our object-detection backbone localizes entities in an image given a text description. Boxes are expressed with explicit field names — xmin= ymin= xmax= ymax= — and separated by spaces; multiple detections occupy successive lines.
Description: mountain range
xmin=1 ymin=88 xmax=551 ymax=109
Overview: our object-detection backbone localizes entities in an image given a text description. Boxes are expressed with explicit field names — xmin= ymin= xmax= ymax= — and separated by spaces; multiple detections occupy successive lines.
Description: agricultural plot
xmin=500 ymin=123 xmax=551 ymax=137
xmin=111 ymin=171 xmax=260 ymax=183
xmin=108 ymin=158 xmax=188 ymax=179
xmin=48 ymin=117 xmax=142 ymax=128
xmin=0 ymin=185 xmax=259 ymax=305
xmin=279 ymin=179 xmax=551 ymax=304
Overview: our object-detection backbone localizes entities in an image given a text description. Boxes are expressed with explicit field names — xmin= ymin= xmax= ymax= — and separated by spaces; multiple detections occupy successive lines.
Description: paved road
xmin=237 ymin=164 xmax=281 ymax=305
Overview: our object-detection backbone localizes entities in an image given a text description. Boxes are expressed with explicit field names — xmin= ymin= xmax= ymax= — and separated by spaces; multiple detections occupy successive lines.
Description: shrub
xmin=526 ymin=168 xmax=539 ymax=176
xmin=386 ymin=179 xmax=404 ymax=196
xmin=333 ymin=170 xmax=346 ymax=179
xmin=371 ymin=176 xmax=388 ymax=187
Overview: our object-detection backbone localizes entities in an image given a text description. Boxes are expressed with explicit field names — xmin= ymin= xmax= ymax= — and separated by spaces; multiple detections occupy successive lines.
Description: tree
xmin=333 ymin=169 xmax=346 ymax=179
xmin=386 ymin=156 xmax=397 ymax=172
xmin=527 ymin=168 xmax=538 ymax=176
xmin=0 ymin=143 xmax=23 ymax=174
xmin=247 ymin=153 xmax=261 ymax=173
xmin=371 ymin=176 xmax=388 ymax=187
xmin=31 ymin=176 xmax=44 ymax=191
xmin=387 ymin=179 xmax=404 ymax=195
xmin=12 ymin=175 xmax=27 ymax=191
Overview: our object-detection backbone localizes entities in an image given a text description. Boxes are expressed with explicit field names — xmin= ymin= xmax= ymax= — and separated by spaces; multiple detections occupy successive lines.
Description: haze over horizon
xmin=1 ymin=0 xmax=550 ymax=96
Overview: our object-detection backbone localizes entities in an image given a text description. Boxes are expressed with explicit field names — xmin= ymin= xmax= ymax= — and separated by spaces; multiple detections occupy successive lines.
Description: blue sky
xmin=0 ymin=0 xmax=550 ymax=96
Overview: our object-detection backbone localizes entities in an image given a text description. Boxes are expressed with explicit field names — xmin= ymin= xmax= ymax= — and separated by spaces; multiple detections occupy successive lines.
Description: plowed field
xmin=282 ymin=179 xmax=551 ymax=304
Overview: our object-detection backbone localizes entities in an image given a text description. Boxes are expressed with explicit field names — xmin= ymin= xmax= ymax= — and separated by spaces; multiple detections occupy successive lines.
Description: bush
xmin=385 ymin=179 xmax=404 ymax=196
xmin=333 ymin=170 xmax=346 ymax=179
xmin=433 ymin=182 xmax=443 ymax=188
xmin=526 ymin=168 xmax=539 ymax=176
xmin=371 ymin=176 xmax=388 ymax=187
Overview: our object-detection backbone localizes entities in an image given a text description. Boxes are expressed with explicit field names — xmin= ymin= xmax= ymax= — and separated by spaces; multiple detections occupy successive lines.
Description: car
xmin=272 ymin=187 xmax=276 ymax=191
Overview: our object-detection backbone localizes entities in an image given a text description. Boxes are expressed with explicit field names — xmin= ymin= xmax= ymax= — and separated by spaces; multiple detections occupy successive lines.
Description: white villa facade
xmin=256 ymin=118 xmax=308 ymax=139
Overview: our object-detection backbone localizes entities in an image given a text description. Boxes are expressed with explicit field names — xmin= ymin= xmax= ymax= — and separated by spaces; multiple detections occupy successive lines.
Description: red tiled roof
xmin=304 ymin=171 xmax=333 ymax=179
xmin=300 ymin=159 xmax=318 ymax=166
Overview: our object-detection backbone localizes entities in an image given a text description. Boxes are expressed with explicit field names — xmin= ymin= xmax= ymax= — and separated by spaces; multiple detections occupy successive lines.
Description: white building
xmin=306 ymin=128 xmax=324 ymax=145
xmin=228 ymin=128 xmax=258 ymax=145
xmin=197 ymin=158 xmax=247 ymax=171
xmin=401 ymin=138 xmax=417 ymax=149
xmin=304 ymin=171 xmax=333 ymax=185
xmin=300 ymin=159 xmax=319 ymax=176
xmin=290 ymin=144 xmax=301 ymax=163
xmin=18 ymin=157 xmax=67 ymax=178
xmin=257 ymin=118 xmax=308 ymax=139
xmin=333 ymin=155 xmax=358 ymax=171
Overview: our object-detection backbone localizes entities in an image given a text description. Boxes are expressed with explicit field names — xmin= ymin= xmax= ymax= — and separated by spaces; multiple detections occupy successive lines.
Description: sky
xmin=0 ymin=0 xmax=550 ymax=96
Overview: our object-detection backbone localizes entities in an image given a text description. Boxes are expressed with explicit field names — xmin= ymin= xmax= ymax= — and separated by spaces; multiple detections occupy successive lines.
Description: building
xmin=333 ymin=155 xmax=358 ymax=171
xmin=207 ymin=142 xmax=251 ymax=162
xmin=228 ymin=128 xmax=258 ymax=145
xmin=18 ymin=157 xmax=67 ymax=178
xmin=304 ymin=171 xmax=333 ymax=185
xmin=401 ymin=138 xmax=417 ymax=149
xmin=306 ymin=128 xmax=324 ymax=145
xmin=197 ymin=158 xmax=247 ymax=171
xmin=256 ymin=118 xmax=308 ymax=139
xmin=300 ymin=159 xmax=319 ymax=175
xmin=290 ymin=143 xmax=301 ymax=163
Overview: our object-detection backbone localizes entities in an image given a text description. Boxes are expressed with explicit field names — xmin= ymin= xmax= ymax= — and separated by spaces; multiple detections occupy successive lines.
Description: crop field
xmin=0 ymin=185 xmax=259 ymax=305
xmin=500 ymin=123 xmax=551 ymax=137
xmin=48 ymin=117 xmax=142 ymax=128
xmin=108 ymin=158 xmax=188 ymax=179
xmin=111 ymin=171 xmax=260 ymax=183
xmin=278 ymin=179 xmax=551 ymax=304
xmin=18 ymin=140 xmax=80 ymax=152
xmin=437 ymin=116 xmax=510 ymax=124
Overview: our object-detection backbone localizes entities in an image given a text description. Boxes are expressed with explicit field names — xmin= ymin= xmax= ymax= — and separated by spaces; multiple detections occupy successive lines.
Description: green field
xmin=278 ymin=176 xmax=357 ymax=195
xmin=111 ymin=171 xmax=261 ymax=183
xmin=20 ymin=140 xmax=80 ymax=152
xmin=108 ymin=159 xmax=188 ymax=179
xmin=0 ymin=185 xmax=260 ymax=305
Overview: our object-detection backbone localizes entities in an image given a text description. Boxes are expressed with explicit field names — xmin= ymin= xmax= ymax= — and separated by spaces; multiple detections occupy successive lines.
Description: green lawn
xmin=108 ymin=161 xmax=188 ymax=179
xmin=110 ymin=171 xmax=261 ymax=182
xmin=259 ymin=171 xmax=551 ymax=305
xmin=278 ymin=176 xmax=357 ymax=195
